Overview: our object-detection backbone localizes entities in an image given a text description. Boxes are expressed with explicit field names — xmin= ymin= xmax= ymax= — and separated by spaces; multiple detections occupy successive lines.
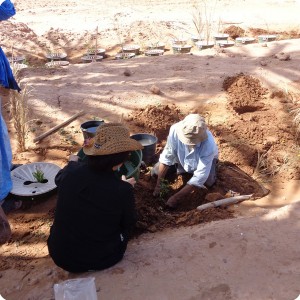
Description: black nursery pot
xmin=130 ymin=133 xmax=158 ymax=165
xmin=80 ymin=120 xmax=104 ymax=140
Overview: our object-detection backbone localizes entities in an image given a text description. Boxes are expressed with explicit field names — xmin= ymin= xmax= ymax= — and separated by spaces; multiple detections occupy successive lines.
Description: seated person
xmin=47 ymin=123 xmax=143 ymax=273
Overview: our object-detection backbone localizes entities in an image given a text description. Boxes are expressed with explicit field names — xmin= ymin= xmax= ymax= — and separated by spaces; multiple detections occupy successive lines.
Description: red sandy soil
xmin=0 ymin=0 xmax=300 ymax=299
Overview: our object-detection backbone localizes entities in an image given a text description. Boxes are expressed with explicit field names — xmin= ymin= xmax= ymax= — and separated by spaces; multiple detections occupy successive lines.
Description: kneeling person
xmin=153 ymin=114 xmax=218 ymax=208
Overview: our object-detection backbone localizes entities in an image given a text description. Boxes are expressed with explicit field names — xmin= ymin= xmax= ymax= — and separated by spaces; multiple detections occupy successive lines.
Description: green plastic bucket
xmin=77 ymin=148 xmax=143 ymax=181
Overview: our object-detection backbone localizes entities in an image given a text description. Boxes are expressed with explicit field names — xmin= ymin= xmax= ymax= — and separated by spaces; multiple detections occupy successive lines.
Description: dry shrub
xmin=253 ymin=152 xmax=279 ymax=179
xmin=292 ymin=107 xmax=300 ymax=137
xmin=9 ymin=64 xmax=30 ymax=151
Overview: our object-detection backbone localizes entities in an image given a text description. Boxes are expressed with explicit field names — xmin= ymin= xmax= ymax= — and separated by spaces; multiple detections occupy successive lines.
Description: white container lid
xmin=236 ymin=37 xmax=255 ymax=42
xmin=115 ymin=52 xmax=135 ymax=59
xmin=45 ymin=53 xmax=67 ymax=59
xmin=10 ymin=162 xmax=61 ymax=197
xmin=45 ymin=60 xmax=69 ymax=67
xmin=81 ymin=55 xmax=103 ymax=61
xmin=144 ymin=49 xmax=164 ymax=56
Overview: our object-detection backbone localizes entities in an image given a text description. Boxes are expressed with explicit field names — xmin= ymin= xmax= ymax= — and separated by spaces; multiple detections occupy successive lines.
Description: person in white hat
xmin=153 ymin=114 xmax=218 ymax=208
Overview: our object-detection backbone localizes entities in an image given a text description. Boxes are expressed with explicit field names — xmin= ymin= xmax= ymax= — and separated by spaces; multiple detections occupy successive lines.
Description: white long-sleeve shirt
xmin=159 ymin=123 xmax=218 ymax=188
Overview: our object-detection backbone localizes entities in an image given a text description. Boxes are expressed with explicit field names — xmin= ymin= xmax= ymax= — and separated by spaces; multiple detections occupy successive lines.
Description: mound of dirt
xmin=126 ymin=103 xmax=183 ymax=142
xmin=219 ymin=74 xmax=299 ymax=180
xmin=0 ymin=21 xmax=102 ymax=65
xmin=224 ymin=25 xmax=245 ymax=39
xmin=223 ymin=73 xmax=268 ymax=114
xmin=248 ymin=27 xmax=269 ymax=36
xmin=0 ymin=21 xmax=46 ymax=65
xmin=249 ymin=27 xmax=300 ymax=40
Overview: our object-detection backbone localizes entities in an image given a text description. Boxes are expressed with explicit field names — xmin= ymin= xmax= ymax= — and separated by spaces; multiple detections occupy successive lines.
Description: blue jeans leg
xmin=204 ymin=158 xmax=218 ymax=187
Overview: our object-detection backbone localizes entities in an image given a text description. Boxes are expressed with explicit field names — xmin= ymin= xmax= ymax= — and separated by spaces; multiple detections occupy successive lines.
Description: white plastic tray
xmin=10 ymin=162 xmax=61 ymax=196
xmin=45 ymin=52 xmax=67 ymax=60
xmin=144 ymin=49 xmax=164 ymax=56
xmin=45 ymin=60 xmax=69 ymax=67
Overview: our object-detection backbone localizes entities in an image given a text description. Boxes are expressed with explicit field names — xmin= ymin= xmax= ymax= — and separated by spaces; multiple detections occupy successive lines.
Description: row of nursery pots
xmin=44 ymin=46 xmax=165 ymax=63
xmin=44 ymin=50 xmax=107 ymax=63
xmin=191 ymin=33 xmax=277 ymax=44
xmin=172 ymin=33 xmax=277 ymax=53
xmin=8 ymin=33 xmax=277 ymax=66
xmin=45 ymin=33 xmax=277 ymax=61
xmin=95 ymin=33 xmax=277 ymax=57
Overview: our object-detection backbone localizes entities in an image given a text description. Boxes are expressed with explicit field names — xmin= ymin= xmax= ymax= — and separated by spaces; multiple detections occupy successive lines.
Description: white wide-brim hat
xmin=176 ymin=114 xmax=208 ymax=145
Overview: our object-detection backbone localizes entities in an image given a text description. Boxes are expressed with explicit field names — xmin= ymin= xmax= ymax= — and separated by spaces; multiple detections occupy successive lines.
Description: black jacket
xmin=47 ymin=162 xmax=137 ymax=272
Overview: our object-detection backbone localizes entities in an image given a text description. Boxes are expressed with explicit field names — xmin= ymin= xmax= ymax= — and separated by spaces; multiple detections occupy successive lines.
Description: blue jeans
xmin=204 ymin=158 xmax=218 ymax=187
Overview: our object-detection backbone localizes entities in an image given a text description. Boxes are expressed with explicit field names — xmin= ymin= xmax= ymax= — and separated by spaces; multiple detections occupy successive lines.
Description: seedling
xmin=59 ymin=128 xmax=68 ymax=135
xmin=192 ymin=0 xmax=218 ymax=46
xmin=92 ymin=116 xmax=102 ymax=121
xmin=192 ymin=6 xmax=205 ymax=39
xmin=159 ymin=179 xmax=170 ymax=199
xmin=58 ymin=127 xmax=78 ymax=145
xmin=147 ymin=41 xmax=161 ymax=49
xmin=114 ymin=13 xmax=126 ymax=56
xmin=32 ymin=166 xmax=46 ymax=183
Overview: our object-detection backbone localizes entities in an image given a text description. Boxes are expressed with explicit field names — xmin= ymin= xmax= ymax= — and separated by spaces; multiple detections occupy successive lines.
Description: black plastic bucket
xmin=131 ymin=133 xmax=157 ymax=165
xmin=80 ymin=120 xmax=104 ymax=140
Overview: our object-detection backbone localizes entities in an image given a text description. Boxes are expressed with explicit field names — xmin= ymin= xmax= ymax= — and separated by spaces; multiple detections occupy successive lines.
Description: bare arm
xmin=166 ymin=184 xmax=197 ymax=207
xmin=153 ymin=163 xmax=169 ymax=196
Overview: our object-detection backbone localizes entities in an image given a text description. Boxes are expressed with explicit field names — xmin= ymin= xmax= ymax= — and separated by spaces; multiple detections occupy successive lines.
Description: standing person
xmin=47 ymin=123 xmax=143 ymax=273
xmin=0 ymin=0 xmax=20 ymax=92
xmin=0 ymin=0 xmax=19 ymax=202
xmin=0 ymin=101 xmax=22 ymax=216
xmin=0 ymin=105 xmax=12 ymax=244
xmin=0 ymin=0 xmax=21 ymax=244
xmin=0 ymin=98 xmax=13 ymax=204
xmin=152 ymin=114 xmax=219 ymax=208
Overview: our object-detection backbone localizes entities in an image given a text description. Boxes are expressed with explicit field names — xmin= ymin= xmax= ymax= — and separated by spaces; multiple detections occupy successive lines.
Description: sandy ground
xmin=0 ymin=0 xmax=300 ymax=299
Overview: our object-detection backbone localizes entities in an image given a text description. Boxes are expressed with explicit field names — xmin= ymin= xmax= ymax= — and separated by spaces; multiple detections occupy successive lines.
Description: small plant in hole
xmin=32 ymin=166 xmax=47 ymax=183
xmin=59 ymin=128 xmax=68 ymax=135
xmin=92 ymin=116 xmax=102 ymax=121
xmin=159 ymin=179 xmax=170 ymax=199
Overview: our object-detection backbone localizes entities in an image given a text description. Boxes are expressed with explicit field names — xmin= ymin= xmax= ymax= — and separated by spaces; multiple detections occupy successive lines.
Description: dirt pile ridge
xmin=223 ymin=73 xmax=268 ymax=114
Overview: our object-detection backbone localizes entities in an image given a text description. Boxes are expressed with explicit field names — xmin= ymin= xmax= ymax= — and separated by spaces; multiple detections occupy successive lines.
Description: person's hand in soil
xmin=153 ymin=163 xmax=169 ymax=197
xmin=165 ymin=194 xmax=180 ymax=208
xmin=122 ymin=175 xmax=136 ymax=187
xmin=166 ymin=184 xmax=196 ymax=208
